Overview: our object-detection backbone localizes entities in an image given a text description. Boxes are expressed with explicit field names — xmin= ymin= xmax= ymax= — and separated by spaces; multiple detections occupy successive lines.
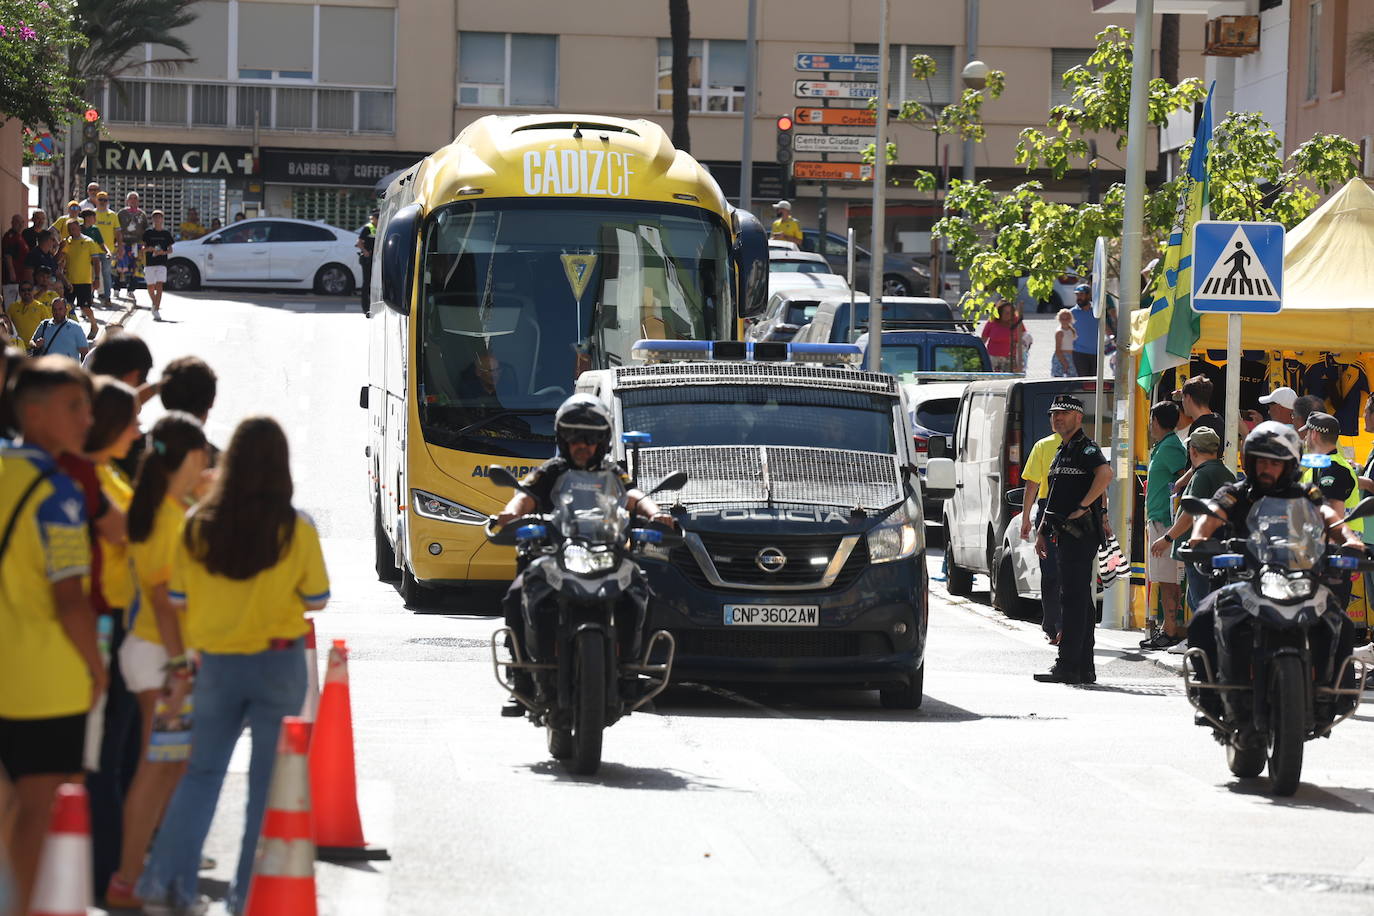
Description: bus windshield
xmin=416 ymin=199 xmax=731 ymax=456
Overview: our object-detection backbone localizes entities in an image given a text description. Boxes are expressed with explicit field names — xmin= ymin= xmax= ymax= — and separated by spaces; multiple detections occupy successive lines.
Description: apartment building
xmin=94 ymin=0 xmax=1203 ymax=243
xmin=1285 ymin=0 xmax=1374 ymax=176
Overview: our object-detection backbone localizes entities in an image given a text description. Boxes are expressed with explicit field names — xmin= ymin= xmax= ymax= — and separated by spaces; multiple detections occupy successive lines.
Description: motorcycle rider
xmin=495 ymin=394 xmax=675 ymax=716
xmin=1185 ymin=421 xmax=1363 ymax=719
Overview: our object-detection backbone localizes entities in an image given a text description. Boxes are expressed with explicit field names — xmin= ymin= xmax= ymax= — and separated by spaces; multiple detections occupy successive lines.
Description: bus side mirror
xmin=732 ymin=207 xmax=768 ymax=321
xmin=380 ymin=203 xmax=422 ymax=315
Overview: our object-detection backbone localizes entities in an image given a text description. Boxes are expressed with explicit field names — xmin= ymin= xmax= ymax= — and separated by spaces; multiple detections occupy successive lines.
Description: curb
xmin=90 ymin=297 xmax=139 ymax=347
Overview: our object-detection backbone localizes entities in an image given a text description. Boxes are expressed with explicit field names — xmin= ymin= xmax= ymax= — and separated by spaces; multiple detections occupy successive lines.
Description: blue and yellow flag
xmin=1137 ymin=82 xmax=1215 ymax=391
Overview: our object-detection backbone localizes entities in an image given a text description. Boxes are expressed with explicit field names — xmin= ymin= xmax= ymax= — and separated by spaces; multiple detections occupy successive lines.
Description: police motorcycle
xmin=485 ymin=453 xmax=688 ymax=776
xmin=1178 ymin=465 xmax=1374 ymax=797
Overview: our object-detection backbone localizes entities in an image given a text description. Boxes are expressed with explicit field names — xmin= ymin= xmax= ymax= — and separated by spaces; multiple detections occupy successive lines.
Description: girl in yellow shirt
xmin=107 ymin=412 xmax=208 ymax=908
xmin=137 ymin=416 xmax=329 ymax=914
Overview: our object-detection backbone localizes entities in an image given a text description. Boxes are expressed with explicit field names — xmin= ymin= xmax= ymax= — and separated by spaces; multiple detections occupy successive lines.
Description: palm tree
xmin=47 ymin=0 xmax=198 ymax=211
xmin=668 ymin=0 xmax=691 ymax=152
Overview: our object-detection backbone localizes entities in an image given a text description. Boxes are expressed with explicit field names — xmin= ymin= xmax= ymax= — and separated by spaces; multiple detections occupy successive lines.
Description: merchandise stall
xmin=1126 ymin=178 xmax=1374 ymax=629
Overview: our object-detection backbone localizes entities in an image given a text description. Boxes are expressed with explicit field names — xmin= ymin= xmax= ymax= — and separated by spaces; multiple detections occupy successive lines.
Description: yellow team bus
xmin=365 ymin=114 xmax=769 ymax=604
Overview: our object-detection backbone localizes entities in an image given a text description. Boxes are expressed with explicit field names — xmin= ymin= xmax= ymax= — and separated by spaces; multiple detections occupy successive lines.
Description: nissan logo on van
xmin=755 ymin=547 xmax=788 ymax=573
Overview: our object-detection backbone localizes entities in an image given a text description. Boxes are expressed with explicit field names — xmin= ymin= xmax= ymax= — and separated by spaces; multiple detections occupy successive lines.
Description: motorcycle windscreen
xmin=1246 ymin=496 xmax=1326 ymax=571
xmin=552 ymin=468 xmax=629 ymax=543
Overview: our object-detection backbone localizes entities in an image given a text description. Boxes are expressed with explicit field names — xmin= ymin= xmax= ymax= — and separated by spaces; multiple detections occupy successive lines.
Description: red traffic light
xmin=776 ymin=115 xmax=794 ymax=132
xmin=84 ymin=108 xmax=100 ymax=122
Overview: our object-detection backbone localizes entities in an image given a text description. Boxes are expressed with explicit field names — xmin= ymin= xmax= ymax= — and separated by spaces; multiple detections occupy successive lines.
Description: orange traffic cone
xmin=308 ymin=640 xmax=389 ymax=862
xmin=30 ymin=783 xmax=92 ymax=916
xmin=244 ymin=717 xmax=318 ymax=916
xmin=299 ymin=618 xmax=320 ymax=741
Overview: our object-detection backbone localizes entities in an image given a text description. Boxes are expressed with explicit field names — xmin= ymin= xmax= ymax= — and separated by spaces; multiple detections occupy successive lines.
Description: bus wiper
xmin=452 ymin=408 xmax=556 ymax=439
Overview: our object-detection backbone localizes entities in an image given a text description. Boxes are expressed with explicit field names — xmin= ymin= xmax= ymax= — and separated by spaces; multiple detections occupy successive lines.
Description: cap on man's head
xmin=1187 ymin=427 xmax=1222 ymax=454
xmin=1306 ymin=412 xmax=1340 ymax=438
xmin=1048 ymin=394 xmax=1085 ymax=414
xmin=774 ymin=200 xmax=791 ymax=210
xmin=1074 ymin=283 xmax=1091 ymax=294
xmin=1258 ymin=386 xmax=1297 ymax=409
xmin=66 ymin=201 xmax=79 ymax=209
xmin=96 ymin=191 xmax=108 ymax=199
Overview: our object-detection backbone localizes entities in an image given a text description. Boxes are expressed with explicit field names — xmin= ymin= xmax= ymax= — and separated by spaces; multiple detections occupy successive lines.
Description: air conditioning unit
xmin=1204 ymin=15 xmax=1260 ymax=57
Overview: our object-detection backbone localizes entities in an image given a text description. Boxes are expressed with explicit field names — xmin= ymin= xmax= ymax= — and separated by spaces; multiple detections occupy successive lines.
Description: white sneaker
xmin=142 ymin=894 xmax=210 ymax=916
xmin=152 ymin=308 xmax=162 ymax=321
xmin=1350 ymin=644 xmax=1374 ymax=663
xmin=1166 ymin=640 xmax=1190 ymax=655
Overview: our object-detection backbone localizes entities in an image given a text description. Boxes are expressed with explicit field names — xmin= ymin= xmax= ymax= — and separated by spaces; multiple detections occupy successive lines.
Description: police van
xmin=574 ymin=339 xmax=939 ymax=708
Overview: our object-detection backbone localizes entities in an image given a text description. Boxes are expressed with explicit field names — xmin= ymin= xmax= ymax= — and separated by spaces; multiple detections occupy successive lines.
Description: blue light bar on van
xmin=630 ymin=339 xmax=863 ymax=366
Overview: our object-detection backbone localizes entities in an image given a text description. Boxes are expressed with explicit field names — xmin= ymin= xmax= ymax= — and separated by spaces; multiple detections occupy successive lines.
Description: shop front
xmin=258 ymin=149 xmax=424 ymax=231
xmin=95 ymin=140 xmax=259 ymax=231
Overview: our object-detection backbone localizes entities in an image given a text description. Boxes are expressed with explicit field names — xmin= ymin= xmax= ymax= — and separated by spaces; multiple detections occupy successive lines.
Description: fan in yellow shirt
xmin=6 ymin=283 xmax=50 ymax=344
xmin=134 ymin=416 xmax=330 ymax=910
xmin=86 ymin=379 xmax=142 ymax=614
xmin=178 ymin=207 xmax=207 ymax=240
xmin=109 ymin=413 xmax=208 ymax=904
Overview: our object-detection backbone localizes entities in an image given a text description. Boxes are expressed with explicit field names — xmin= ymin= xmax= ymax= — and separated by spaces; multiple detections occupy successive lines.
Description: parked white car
xmin=164 ymin=217 xmax=362 ymax=295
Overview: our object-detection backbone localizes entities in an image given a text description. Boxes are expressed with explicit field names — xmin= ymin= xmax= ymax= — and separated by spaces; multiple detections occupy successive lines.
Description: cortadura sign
xmin=99 ymin=142 xmax=258 ymax=176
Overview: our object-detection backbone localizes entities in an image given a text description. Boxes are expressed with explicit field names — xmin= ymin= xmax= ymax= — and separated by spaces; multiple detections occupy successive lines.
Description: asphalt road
xmin=111 ymin=289 xmax=1374 ymax=916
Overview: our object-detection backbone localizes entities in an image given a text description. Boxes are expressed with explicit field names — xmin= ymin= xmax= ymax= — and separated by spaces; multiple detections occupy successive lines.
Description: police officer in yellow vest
xmin=1301 ymin=412 xmax=1363 ymax=534
xmin=1302 ymin=411 xmax=1364 ymax=610
xmin=770 ymin=200 xmax=803 ymax=246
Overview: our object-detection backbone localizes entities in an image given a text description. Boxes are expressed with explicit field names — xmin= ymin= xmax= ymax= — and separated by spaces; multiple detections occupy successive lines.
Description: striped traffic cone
xmin=245 ymin=718 xmax=317 ymax=916
xmin=29 ymin=783 xmax=92 ymax=916
xmin=299 ymin=619 xmax=320 ymax=741
xmin=308 ymin=640 xmax=389 ymax=861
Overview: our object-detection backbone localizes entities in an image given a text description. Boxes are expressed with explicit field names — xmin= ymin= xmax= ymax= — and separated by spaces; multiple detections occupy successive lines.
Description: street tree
xmin=0 ymin=0 xmax=87 ymax=130
xmin=934 ymin=26 xmax=1359 ymax=318
xmin=42 ymin=0 xmax=198 ymax=212
xmin=862 ymin=52 xmax=1005 ymax=276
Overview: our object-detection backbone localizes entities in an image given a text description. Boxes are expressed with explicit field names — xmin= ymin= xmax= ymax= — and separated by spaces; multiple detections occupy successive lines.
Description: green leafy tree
xmin=0 ymin=0 xmax=87 ymax=129
xmin=70 ymin=0 xmax=197 ymax=81
xmin=862 ymin=53 xmax=1005 ymax=274
xmin=936 ymin=26 xmax=1358 ymax=318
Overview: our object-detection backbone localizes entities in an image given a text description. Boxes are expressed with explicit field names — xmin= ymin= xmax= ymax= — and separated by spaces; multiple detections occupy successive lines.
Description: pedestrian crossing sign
xmin=1191 ymin=220 xmax=1284 ymax=314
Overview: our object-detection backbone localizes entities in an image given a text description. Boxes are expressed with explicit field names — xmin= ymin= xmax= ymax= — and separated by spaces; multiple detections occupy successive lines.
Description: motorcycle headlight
xmin=1259 ymin=570 xmax=1313 ymax=602
xmin=411 ymin=489 xmax=487 ymax=525
xmin=563 ymin=543 xmax=617 ymax=576
xmin=868 ymin=508 xmax=919 ymax=563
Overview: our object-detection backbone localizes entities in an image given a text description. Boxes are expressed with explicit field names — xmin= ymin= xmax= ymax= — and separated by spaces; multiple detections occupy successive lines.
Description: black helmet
xmin=554 ymin=393 xmax=612 ymax=464
xmin=1242 ymin=420 xmax=1301 ymax=491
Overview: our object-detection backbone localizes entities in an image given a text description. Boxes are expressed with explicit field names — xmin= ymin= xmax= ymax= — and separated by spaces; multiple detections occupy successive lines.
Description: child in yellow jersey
xmin=136 ymin=416 xmax=328 ymax=913
xmin=107 ymin=412 xmax=208 ymax=908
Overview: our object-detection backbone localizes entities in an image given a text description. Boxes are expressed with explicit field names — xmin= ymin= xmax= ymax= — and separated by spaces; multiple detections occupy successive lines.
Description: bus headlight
xmin=868 ymin=508 xmax=919 ymax=563
xmin=411 ymin=489 xmax=487 ymax=525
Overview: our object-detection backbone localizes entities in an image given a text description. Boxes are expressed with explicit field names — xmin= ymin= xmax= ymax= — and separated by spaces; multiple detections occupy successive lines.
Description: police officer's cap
xmin=1048 ymin=395 xmax=1084 ymax=414
xmin=1306 ymin=412 xmax=1340 ymax=438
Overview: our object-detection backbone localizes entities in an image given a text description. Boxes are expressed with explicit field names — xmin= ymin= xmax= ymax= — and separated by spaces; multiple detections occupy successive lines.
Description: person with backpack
xmin=105 ymin=413 xmax=209 ymax=909
xmin=136 ymin=416 xmax=329 ymax=915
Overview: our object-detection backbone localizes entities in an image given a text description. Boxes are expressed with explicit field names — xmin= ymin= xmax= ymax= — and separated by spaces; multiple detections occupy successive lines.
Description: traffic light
xmin=81 ymin=109 xmax=100 ymax=160
xmin=775 ymin=114 xmax=793 ymax=165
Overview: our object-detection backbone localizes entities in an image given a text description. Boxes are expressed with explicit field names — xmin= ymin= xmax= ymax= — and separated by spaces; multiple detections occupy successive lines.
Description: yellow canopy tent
xmin=1129 ymin=178 xmax=1374 ymax=352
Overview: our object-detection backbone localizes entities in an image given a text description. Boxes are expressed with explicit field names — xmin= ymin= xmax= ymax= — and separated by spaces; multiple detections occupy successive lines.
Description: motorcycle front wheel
xmin=568 ymin=631 xmax=607 ymax=776
xmin=1266 ymin=654 xmax=1306 ymax=797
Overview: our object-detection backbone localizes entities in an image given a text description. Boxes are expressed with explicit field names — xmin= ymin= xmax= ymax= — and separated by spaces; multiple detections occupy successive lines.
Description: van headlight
xmin=868 ymin=507 xmax=919 ymax=563
xmin=563 ymin=543 xmax=617 ymax=576
xmin=411 ymin=489 xmax=487 ymax=525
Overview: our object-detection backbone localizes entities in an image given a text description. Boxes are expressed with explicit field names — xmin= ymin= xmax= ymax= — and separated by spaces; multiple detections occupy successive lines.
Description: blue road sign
xmin=1191 ymin=220 xmax=1285 ymax=314
xmin=795 ymin=52 xmax=881 ymax=72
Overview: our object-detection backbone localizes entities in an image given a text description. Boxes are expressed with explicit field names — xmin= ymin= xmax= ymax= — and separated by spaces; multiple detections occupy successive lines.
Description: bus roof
xmin=407 ymin=114 xmax=732 ymax=217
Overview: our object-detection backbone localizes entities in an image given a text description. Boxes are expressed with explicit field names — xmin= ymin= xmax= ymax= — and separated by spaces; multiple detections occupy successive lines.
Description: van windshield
xmin=620 ymin=386 xmax=897 ymax=454
xmin=1023 ymin=386 xmax=1114 ymax=449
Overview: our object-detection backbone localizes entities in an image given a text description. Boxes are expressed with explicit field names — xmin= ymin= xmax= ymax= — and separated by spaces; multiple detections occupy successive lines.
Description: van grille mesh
xmin=637 ymin=446 xmax=900 ymax=510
